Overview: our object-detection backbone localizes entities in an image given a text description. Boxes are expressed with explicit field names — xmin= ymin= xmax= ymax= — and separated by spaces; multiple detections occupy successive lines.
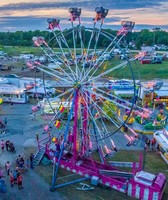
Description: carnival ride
xmin=28 ymin=7 xmax=166 ymax=200
xmin=123 ymin=108 xmax=167 ymax=134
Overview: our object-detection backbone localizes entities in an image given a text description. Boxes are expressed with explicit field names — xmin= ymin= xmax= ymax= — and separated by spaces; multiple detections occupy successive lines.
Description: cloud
xmin=0 ymin=0 xmax=167 ymax=31
xmin=0 ymin=15 xmax=124 ymax=31
xmin=0 ymin=15 xmax=167 ymax=32
xmin=0 ymin=0 xmax=167 ymax=12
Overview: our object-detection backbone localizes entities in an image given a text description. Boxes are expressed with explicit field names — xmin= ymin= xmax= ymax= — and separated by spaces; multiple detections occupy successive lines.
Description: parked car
xmin=113 ymin=49 xmax=122 ymax=54
xmin=151 ymin=55 xmax=163 ymax=64
xmin=153 ymin=81 xmax=163 ymax=89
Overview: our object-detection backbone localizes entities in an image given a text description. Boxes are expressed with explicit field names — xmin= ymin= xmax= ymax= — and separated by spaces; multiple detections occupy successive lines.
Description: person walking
xmin=17 ymin=173 xmax=23 ymax=190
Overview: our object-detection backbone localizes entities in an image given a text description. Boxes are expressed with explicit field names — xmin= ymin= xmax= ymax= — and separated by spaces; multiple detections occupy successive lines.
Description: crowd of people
xmin=1 ymin=139 xmax=15 ymax=153
xmin=0 ymin=152 xmax=34 ymax=193
xmin=144 ymin=137 xmax=160 ymax=152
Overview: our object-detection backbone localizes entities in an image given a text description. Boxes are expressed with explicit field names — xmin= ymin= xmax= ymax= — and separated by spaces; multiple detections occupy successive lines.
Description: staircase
xmin=33 ymin=147 xmax=45 ymax=166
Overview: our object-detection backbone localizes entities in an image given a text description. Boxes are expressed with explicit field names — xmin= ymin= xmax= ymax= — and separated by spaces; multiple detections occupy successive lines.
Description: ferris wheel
xmin=28 ymin=7 xmax=145 ymax=190
xmin=27 ymin=8 xmax=167 ymax=198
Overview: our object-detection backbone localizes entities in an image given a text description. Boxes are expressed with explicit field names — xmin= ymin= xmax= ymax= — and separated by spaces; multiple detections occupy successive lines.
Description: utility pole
xmin=152 ymin=27 xmax=161 ymax=46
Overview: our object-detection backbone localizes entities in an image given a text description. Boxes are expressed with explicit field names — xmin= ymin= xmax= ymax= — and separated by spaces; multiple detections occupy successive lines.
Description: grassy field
xmin=33 ymin=150 xmax=168 ymax=200
xmin=2 ymin=46 xmax=168 ymax=80
xmin=2 ymin=46 xmax=43 ymax=56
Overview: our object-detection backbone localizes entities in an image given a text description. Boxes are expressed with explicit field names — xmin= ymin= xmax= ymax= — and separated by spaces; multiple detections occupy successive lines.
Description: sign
xmin=154 ymin=99 xmax=168 ymax=102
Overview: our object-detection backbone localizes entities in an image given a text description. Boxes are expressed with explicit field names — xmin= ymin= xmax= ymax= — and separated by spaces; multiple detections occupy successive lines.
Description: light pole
xmin=152 ymin=27 xmax=161 ymax=46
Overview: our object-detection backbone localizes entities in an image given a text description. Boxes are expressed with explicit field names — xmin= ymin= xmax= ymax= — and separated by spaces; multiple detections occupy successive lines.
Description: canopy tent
xmin=114 ymin=90 xmax=134 ymax=98
xmin=154 ymin=130 xmax=168 ymax=152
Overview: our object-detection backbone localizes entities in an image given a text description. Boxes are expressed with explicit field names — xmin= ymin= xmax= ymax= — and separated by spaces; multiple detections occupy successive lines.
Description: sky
xmin=0 ymin=0 xmax=168 ymax=32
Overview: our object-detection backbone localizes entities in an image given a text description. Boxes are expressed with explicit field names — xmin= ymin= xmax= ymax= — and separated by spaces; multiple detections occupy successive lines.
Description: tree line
xmin=0 ymin=29 xmax=168 ymax=49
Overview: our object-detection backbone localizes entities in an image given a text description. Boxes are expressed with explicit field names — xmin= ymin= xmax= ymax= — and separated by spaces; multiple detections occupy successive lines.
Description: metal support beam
xmin=50 ymin=177 xmax=91 ymax=191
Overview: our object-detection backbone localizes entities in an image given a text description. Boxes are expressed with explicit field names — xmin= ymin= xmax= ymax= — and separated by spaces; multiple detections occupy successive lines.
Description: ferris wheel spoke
xmin=51 ymin=31 xmax=78 ymax=80
xmin=95 ymin=94 xmax=140 ymax=139
xmin=85 ymin=87 xmax=133 ymax=111
xmin=84 ymin=88 xmax=140 ymax=139
xmin=41 ymin=30 xmax=78 ymax=80
xmin=40 ymin=88 xmax=74 ymax=114
xmin=82 ymin=91 xmax=121 ymax=134
xmin=43 ymin=89 xmax=75 ymax=131
xmin=36 ymin=66 xmax=72 ymax=85
xmin=33 ymin=37 xmax=77 ymax=82
xmin=95 ymin=87 xmax=145 ymax=112
xmin=93 ymin=93 xmax=124 ymax=123
xmin=90 ymin=96 xmax=122 ymax=128
xmin=95 ymin=87 xmax=135 ymax=109
xmin=82 ymin=89 xmax=123 ymax=139
xmin=87 ymin=50 xmax=140 ymax=84
xmin=79 ymin=90 xmax=106 ymax=140
xmin=34 ymin=60 xmax=73 ymax=84
xmin=69 ymin=23 xmax=82 ymax=79
xmin=39 ymin=45 xmax=75 ymax=82
xmin=81 ymin=34 xmax=125 ymax=82
xmin=81 ymin=24 xmax=104 ymax=81
xmin=80 ymin=24 xmax=98 ymax=80
xmin=86 ymin=59 xmax=131 ymax=85
xmin=52 ymin=91 xmax=74 ymax=122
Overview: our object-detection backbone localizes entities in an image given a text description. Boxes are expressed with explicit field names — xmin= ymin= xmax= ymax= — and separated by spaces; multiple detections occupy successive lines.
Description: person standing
xmin=1 ymin=140 xmax=5 ymax=152
xmin=5 ymin=161 xmax=10 ymax=175
xmin=4 ymin=117 xmax=7 ymax=126
xmin=17 ymin=173 xmax=23 ymax=190
xmin=5 ymin=140 xmax=10 ymax=151
xmin=9 ymin=170 xmax=14 ymax=187
xmin=13 ymin=170 xmax=18 ymax=184
xmin=0 ymin=167 xmax=4 ymax=178
xmin=30 ymin=153 xmax=34 ymax=169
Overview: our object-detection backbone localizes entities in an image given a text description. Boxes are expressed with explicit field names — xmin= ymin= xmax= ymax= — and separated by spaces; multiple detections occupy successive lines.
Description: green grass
xmin=137 ymin=62 xmax=168 ymax=80
xmin=2 ymin=46 xmax=168 ymax=80
xmin=32 ymin=150 xmax=168 ymax=200
xmin=94 ymin=58 xmax=168 ymax=80
xmin=3 ymin=46 xmax=42 ymax=56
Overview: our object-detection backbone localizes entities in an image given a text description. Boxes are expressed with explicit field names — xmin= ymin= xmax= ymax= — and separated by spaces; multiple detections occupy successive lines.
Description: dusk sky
xmin=0 ymin=0 xmax=168 ymax=32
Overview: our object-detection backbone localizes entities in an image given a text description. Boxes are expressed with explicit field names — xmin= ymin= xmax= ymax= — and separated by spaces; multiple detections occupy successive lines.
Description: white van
xmin=48 ymin=62 xmax=61 ymax=70
xmin=113 ymin=49 xmax=122 ymax=54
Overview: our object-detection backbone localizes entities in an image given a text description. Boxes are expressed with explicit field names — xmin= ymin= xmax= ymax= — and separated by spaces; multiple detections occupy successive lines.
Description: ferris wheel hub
xmin=73 ymin=81 xmax=81 ymax=89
